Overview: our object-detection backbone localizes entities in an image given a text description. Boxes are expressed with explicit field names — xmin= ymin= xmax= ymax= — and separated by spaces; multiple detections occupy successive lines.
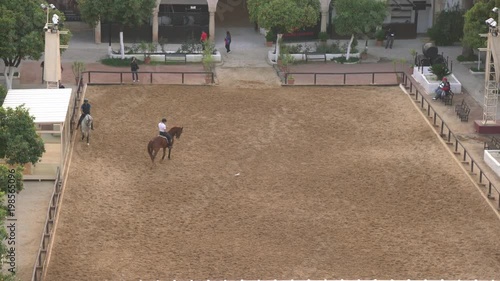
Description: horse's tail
xmin=147 ymin=140 xmax=154 ymax=159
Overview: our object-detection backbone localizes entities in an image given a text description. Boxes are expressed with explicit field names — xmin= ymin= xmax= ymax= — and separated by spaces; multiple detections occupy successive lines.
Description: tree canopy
xmin=247 ymin=0 xmax=320 ymax=34
xmin=333 ymin=0 xmax=387 ymax=59
xmin=78 ymin=0 xmax=157 ymax=27
xmin=0 ymin=106 xmax=45 ymax=166
xmin=462 ymin=0 xmax=500 ymax=50
xmin=0 ymin=0 xmax=70 ymax=89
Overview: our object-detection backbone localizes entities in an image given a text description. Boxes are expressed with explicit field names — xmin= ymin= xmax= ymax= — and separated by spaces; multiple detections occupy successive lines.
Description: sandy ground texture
xmin=45 ymin=84 xmax=500 ymax=280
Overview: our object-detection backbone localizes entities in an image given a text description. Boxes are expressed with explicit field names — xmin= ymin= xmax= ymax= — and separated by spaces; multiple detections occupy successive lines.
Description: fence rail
xmin=404 ymin=77 xmax=500 ymax=210
xmin=284 ymin=71 xmax=407 ymax=86
xmin=31 ymin=167 xmax=62 ymax=281
xmin=85 ymin=70 xmax=213 ymax=85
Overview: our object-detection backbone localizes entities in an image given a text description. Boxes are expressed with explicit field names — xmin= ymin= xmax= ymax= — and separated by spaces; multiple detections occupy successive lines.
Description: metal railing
xmin=284 ymin=71 xmax=408 ymax=86
xmin=31 ymin=167 xmax=62 ymax=281
xmin=84 ymin=70 xmax=213 ymax=85
xmin=405 ymin=77 xmax=500 ymax=210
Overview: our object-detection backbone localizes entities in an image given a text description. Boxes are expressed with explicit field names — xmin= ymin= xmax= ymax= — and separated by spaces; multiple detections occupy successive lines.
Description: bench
xmin=164 ymin=53 xmax=187 ymax=64
xmin=456 ymin=100 xmax=470 ymax=122
xmin=305 ymin=52 xmax=327 ymax=62
xmin=441 ymin=90 xmax=454 ymax=106
xmin=484 ymin=136 xmax=500 ymax=150
xmin=455 ymin=99 xmax=465 ymax=114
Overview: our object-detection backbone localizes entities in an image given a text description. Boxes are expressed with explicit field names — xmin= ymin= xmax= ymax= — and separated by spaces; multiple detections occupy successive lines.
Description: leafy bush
xmin=457 ymin=54 xmax=478 ymax=62
xmin=427 ymin=9 xmax=464 ymax=46
xmin=315 ymin=42 xmax=342 ymax=54
xmin=318 ymin=31 xmax=329 ymax=42
xmin=0 ymin=85 xmax=6 ymax=107
xmin=333 ymin=56 xmax=360 ymax=63
xmin=265 ymin=30 xmax=275 ymax=42
xmin=375 ymin=29 xmax=385 ymax=40
xmin=470 ymin=67 xmax=485 ymax=72
xmin=280 ymin=44 xmax=303 ymax=54
xmin=176 ymin=40 xmax=203 ymax=54
xmin=430 ymin=63 xmax=451 ymax=80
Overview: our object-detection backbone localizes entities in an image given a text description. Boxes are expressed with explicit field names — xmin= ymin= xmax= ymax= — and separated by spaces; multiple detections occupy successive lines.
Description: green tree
xmin=427 ymin=8 xmax=465 ymax=46
xmin=0 ymin=1 xmax=70 ymax=89
xmin=462 ymin=0 xmax=500 ymax=54
xmin=78 ymin=0 xmax=157 ymax=58
xmin=247 ymin=0 xmax=320 ymax=63
xmin=0 ymin=85 xmax=6 ymax=106
xmin=333 ymin=0 xmax=387 ymax=59
xmin=0 ymin=106 xmax=45 ymax=166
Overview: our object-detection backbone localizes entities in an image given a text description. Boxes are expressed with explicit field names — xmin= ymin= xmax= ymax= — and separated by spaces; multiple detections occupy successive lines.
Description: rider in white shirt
xmin=158 ymin=118 xmax=172 ymax=147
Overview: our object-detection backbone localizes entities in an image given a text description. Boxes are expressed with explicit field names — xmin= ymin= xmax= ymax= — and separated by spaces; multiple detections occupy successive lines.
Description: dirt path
xmin=45 ymin=85 xmax=500 ymax=280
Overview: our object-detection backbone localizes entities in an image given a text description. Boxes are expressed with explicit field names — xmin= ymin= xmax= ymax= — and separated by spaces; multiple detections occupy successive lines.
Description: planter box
xmin=469 ymin=69 xmax=485 ymax=75
xmin=412 ymin=66 xmax=462 ymax=94
xmin=109 ymin=51 xmax=222 ymax=63
xmin=268 ymin=51 xmax=360 ymax=63
xmin=484 ymin=150 xmax=500 ymax=178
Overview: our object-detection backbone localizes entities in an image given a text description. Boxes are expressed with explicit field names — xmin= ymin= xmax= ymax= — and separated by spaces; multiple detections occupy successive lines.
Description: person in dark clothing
xmin=130 ymin=57 xmax=139 ymax=82
xmin=76 ymin=98 xmax=94 ymax=130
xmin=225 ymin=31 xmax=232 ymax=53
xmin=433 ymin=77 xmax=451 ymax=100
xmin=385 ymin=28 xmax=395 ymax=49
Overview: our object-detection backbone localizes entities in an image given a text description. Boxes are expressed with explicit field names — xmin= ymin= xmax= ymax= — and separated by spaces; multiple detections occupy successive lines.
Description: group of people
xmin=77 ymin=99 xmax=172 ymax=146
xmin=432 ymin=77 xmax=451 ymax=100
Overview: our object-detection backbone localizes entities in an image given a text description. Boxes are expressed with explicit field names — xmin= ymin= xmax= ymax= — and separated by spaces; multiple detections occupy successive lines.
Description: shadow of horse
xmin=147 ymin=126 xmax=183 ymax=164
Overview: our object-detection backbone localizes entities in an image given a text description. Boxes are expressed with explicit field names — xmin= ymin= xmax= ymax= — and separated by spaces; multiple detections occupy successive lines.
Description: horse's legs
xmin=81 ymin=132 xmax=84 ymax=141
xmin=160 ymin=147 xmax=166 ymax=163
xmin=151 ymin=149 xmax=159 ymax=164
xmin=167 ymin=147 xmax=171 ymax=160
xmin=86 ymin=133 xmax=90 ymax=145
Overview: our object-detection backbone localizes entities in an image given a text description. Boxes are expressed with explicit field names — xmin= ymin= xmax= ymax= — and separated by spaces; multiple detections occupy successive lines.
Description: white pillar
xmin=95 ymin=20 xmax=101 ymax=44
xmin=209 ymin=11 xmax=215 ymax=40
xmin=319 ymin=0 xmax=331 ymax=33
xmin=207 ymin=0 xmax=218 ymax=41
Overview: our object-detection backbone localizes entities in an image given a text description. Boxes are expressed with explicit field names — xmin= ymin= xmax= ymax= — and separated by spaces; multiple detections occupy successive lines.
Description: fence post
xmin=372 ymin=73 xmax=375 ymax=84
xmin=314 ymin=74 xmax=317 ymax=85
xmin=120 ymin=72 xmax=123 ymax=84
xmin=150 ymin=72 xmax=153 ymax=84
xmin=88 ymin=72 xmax=90 ymax=84
xmin=182 ymin=73 xmax=184 ymax=84
xmin=343 ymin=73 xmax=346 ymax=85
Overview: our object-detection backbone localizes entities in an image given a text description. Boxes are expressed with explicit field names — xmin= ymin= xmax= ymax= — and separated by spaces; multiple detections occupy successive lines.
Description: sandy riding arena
xmin=45 ymin=85 xmax=500 ymax=280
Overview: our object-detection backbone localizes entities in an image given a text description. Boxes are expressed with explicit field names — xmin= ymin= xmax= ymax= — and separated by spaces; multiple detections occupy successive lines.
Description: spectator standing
xmin=225 ymin=31 xmax=232 ymax=53
xmin=200 ymin=30 xmax=208 ymax=50
xmin=130 ymin=57 xmax=139 ymax=82
xmin=385 ymin=28 xmax=395 ymax=49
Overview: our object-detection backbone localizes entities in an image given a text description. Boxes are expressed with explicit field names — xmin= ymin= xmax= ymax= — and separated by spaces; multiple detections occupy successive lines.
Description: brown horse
xmin=147 ymin=126 xmax=183 ymax=164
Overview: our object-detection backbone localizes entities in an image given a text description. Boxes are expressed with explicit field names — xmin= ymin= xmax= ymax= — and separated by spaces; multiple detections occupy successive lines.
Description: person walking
xmin=130 ymin=57 xmax=139 ymax=82
xmin=385 ymin=28 xmax=395 ymax=49
xmin=200 ymin=30 xmax=208 ymax=51
xmin=225 ymin=31 xmax=232 ymax=53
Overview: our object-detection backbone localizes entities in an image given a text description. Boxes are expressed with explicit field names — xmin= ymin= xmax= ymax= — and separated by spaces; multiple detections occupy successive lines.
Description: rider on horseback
xmin=158 ymin=118 xmax=173 ymax=148
xmin=76 ymin=98 xmax=94 ymax=130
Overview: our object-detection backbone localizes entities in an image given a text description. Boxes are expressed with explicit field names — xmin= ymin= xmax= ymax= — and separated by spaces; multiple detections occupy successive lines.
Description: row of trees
xmin=248 ymin=0 xmax=387 ymax=60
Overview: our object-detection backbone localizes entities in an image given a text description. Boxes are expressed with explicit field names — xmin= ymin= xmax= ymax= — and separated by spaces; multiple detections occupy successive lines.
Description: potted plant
xmin=429 ymin=63 xmax=451 ymax=80
xmin=71 ymin=61 xmax=85 ymax=85
xmin=202 ymin=42 xmax=215 ymax=84
xmin=393 ymin=58 xmax=406 ymax=84
xmin=318 ymin=31 xmax=329 ymax=43
xmin=361 ymin=49 xmax=368 ymax=60
xmin=287 ymin=74 xmax=295 ymax=85
xmin=138 ymin=41 xmax=151 ymax=64
xmin=265 ymin=30 xmax=275 ymax=47
xmin=375 ymin=29 xmax=385 ymax=47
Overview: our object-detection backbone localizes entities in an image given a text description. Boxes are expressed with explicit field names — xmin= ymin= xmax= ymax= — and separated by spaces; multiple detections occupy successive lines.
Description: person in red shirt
xmin=433 ymin=77 xmax=451 ymax=100
xmin=200 ymin=31 xmax=208 ymax=50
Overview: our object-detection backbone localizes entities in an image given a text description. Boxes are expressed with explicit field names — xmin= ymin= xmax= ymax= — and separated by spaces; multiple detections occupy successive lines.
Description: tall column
xmin=207 ymin=0 xmax=218 ymax=41
xmin=209 ymin=11 xmax=215 ymax=40
xmin=152 ymin=0 xmax=161 ymax=43
xmin=319 ymin=0 xmax=331 ymax=33
xmin=95 ymin=20 xmax=101 ymax=44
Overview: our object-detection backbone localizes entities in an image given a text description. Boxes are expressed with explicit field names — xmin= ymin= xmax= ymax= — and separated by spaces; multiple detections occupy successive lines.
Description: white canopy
xmin=2 ymin=88 xmax=72 ymax=124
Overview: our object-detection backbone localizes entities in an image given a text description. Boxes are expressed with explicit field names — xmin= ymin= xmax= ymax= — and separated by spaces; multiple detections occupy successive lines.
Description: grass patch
xmin=457 ymin=54 xmax=477 ymax=62
xmin=470 ymin=67 xmax=485 ymax=72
